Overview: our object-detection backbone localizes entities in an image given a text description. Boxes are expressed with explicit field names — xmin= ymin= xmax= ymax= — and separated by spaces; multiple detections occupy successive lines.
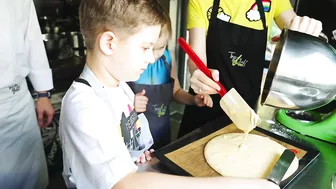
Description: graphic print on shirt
xmin=207 ymin=6 xmax=231 ymax=23
xmin=246 ymin=0 xmax=271 ymax=22
xmin=120 ymin=104 xmax=144 ymax=151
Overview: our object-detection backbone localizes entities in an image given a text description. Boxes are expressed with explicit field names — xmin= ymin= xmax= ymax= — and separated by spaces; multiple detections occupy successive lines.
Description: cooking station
xmin=138 ymin=104 xmax=336 ymax=189
xmin=41 ymin=59 xmax=336 ymax=188
xmin=36 ymin=18 xmax=335 ymax=189
xmin=139 ymin=40 xmax=336 ymax=188
xmin=27 ymin=0 xmax=336 ymax=188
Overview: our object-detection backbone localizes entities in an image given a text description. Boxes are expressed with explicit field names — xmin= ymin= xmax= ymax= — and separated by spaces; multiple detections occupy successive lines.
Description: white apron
xmin=0 ymin=80 xmax=48 ymax=189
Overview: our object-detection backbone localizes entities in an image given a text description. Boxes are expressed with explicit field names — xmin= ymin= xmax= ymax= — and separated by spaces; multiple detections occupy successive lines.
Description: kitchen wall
xmin=34 ymin=0 xmax=171 ymax=19
xmin=33 ymin=0 xmax=182 ymax=90
xmin=295 ymin=0 xmax=336 ymax=48
xmin=33 ymin=0 xmax=80 ymax=18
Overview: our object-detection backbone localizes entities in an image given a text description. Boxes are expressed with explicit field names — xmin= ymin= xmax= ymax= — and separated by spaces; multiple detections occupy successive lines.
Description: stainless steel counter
xmin=138 ymin=104 xmax=336 ymax=189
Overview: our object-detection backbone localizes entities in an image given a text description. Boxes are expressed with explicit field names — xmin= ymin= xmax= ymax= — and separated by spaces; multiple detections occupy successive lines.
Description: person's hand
xmin=36 ymin=98 xmax=55 ymax=128
xmin=289 ymin=16 xmax=322 ymax=37
xmin=190 ymin=69 xmax=221 ymax=95
xmin=193 ymin=94 xmax=213 ymax=107
xmin=135 ymin=149 xmax=154 ymax=164
xmin=134 ymin=89 xmax=148 ymax=113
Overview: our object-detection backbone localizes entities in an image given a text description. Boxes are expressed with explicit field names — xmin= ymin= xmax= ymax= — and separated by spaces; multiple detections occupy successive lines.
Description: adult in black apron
xmin=128 ymin=55 xmax=174 ymax=150
xmin=178 ymin=0 xmax=267 ymax=138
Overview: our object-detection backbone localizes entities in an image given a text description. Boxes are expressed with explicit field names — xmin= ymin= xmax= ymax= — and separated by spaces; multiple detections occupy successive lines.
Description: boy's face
xmin=153 ymin=34 xmax=169 ymax=61
xmin=106 ymin=25 xmax=161 ymax=82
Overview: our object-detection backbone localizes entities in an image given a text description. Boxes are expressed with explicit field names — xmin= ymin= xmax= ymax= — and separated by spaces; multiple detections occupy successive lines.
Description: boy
xmin=59 ymin=0 xmax=279 ymax=188
xmin=128 ymin=10 xmax=212 ymax=150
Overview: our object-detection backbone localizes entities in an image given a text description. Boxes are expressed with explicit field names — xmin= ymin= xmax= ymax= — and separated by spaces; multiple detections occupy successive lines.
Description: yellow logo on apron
xmin=152 ymin=104 xmax=167 ymax=118
xmin=229 ymin=51 xmax=248 ymax=67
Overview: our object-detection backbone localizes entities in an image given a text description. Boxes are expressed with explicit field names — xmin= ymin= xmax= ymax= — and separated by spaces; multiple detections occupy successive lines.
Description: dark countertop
xmin=28 ymin=55 xmax=85 ymax=97
xmin=50 ymin=55 xmax=85 ymax=94
xmin=138 ymin=105 xmax=336 ymax=189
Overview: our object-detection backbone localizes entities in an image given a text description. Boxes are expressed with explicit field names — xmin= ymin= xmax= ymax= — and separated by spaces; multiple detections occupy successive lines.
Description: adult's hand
xmin=36 ymin=98 xmax=54 ymax=127
xmin=289 ymin=16 xmax=322 ymax=37
xmin=190 ymin=69 xmax=221 ymax=95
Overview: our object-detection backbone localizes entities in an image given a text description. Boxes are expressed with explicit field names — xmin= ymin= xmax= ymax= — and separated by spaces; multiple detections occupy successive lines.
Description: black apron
xmin=178 ymin=0 xmax=267 ymax=138
xmin=128 ymin=55 xmax=174 ymax=149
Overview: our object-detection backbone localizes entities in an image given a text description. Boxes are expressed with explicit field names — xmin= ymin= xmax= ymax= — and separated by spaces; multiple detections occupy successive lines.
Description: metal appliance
xmin=261 ymin=29 xmax=336 ymax=144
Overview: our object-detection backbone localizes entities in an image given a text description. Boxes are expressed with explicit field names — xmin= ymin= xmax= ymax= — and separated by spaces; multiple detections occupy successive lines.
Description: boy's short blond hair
xmin=160 ymin=9 xmax=172 ymax=40
xmin=79 ymin=0 xmax=166 ymax=49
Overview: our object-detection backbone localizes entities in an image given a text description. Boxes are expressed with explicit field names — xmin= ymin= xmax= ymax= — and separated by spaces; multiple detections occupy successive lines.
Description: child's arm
xmin=114 ymin=172 xmax=279 ymax=189
xmin=170 ymin=56 xmax=213 ymax=107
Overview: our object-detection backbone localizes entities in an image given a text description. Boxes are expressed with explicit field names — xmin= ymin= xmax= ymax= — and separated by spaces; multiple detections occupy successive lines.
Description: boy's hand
xmin=136 ymin=149 xmax=154 ymax=164
xmin=134 ymin=89 xmax=148 ymax=113
xmin=194 ymin=94 xmax=213 ymax=107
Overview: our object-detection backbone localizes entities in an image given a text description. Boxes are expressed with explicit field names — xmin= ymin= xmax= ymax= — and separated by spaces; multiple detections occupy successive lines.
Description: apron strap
xmin=75 ymin=78 xmax=91 ymax=87
xmin=255 ymin=0 xmax=267 ymax=30
xmin=211 ymin=0 xmax=221 ymax=23
xmin=162 ymin=55 xmax=172 ymax=73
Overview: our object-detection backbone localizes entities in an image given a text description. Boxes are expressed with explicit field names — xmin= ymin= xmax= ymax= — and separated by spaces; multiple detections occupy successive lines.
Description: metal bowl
xmin=261 ymin=29 xmax=336 ymax=110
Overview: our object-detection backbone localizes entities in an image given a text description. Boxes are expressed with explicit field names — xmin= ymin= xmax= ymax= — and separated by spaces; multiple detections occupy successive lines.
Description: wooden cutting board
xmin=164 ymin=123 xmax=307 ymax=177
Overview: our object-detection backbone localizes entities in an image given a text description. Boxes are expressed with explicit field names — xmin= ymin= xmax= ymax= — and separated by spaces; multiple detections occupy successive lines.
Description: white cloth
xmin=0 ymin=0 xmax=52 ymax=189
xmin=60 ymin=65 xmax=154 ymax=189
xmin=0 ymin=80 xmax=48 ymax=189
xmin=0 ymin=0 xmax=53 ymax=91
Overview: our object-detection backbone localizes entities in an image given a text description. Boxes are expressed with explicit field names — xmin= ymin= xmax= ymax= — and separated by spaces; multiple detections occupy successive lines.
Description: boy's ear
xmin=99 ymin=31 xmax=117 ymax=55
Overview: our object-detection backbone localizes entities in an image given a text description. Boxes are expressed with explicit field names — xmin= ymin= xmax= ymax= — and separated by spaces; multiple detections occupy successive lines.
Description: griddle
xmin=154 ymin=116 xmax=320 ymax=189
